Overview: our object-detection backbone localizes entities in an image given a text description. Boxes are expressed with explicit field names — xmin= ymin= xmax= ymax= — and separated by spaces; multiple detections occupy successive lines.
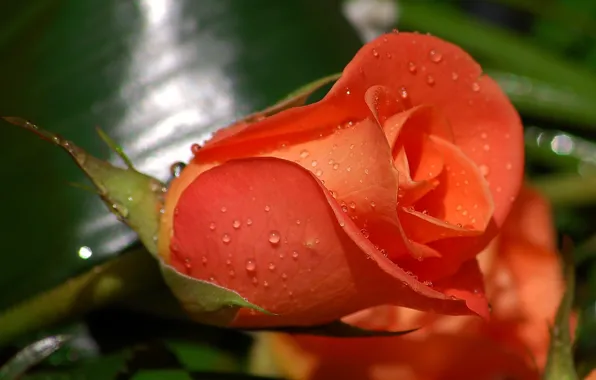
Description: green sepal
xmin=235 ymin=73 xmax=340 ymax=125
xmin=160 ymin=262 xmax=274 ymax=327
xmin=2 ymin=117 xmax=164 ymax=257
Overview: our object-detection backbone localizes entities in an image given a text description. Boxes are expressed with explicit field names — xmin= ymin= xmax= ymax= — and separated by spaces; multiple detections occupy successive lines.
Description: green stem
xmin=0 ymin=248 xmax=162 ymax=347
xmin=532 ymin=174 xmax=596 ymax=207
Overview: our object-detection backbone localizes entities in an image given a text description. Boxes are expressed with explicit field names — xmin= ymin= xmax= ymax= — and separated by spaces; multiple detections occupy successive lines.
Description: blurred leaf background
xmin=2 ymin=0 xmax=596 ymax=378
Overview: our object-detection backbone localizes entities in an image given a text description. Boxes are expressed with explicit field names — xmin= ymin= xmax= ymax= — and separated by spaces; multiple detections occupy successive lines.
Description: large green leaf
xmin=0 ymin=0 xmax=363 ymax=312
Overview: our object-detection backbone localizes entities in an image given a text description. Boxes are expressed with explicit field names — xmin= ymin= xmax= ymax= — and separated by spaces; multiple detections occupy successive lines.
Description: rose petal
xmin=264 ymin=330 xmax=538 ymax=380
xmin=326 ymin=32 xmax=524 ymax=231
xmin=170 ymin=157 xmax=481 ymax=327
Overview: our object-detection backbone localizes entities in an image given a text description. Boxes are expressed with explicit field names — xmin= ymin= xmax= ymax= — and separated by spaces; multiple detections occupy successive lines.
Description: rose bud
xmin=158 ymin=31 xmax=523 ymax=328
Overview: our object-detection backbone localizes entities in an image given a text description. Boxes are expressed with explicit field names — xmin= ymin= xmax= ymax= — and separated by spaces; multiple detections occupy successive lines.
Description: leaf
xmin=247 ymin=320 xmax=418 ymax=338
xmin=0 ymin=248 xmax=162 ymax=347
xmin=0 ymin=0 xmax=363 ymax=313
xmin=160 ymin=263 xmax=274 ymax=327
xmin=2 ymin=117 xmax=164 ymax=257
xmin=397 ymin=1 xmax=596 ymax=98
xmin=544 ymin=237 xmax=580 ymax=380
xmin=0 ymin=335 xmax=70 ymax=380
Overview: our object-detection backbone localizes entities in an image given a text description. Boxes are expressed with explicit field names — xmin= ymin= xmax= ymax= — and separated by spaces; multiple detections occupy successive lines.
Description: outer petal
xmin=170 ymin=157 xmax=482 ymax=327
xmin=325 ymin=32 xmax=524 ymax=232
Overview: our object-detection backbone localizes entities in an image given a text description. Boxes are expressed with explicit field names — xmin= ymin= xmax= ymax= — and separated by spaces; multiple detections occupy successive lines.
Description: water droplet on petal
xmin=349 ymin=201 xmax=356 ymax=210
xmin=372 ymin=48 xmax=379 ymax=57
xmin=451 ymin=72 xmax=459 ymax=80
xmin=222 ymin=233 xmax=231 ymax=244
xmin=269 ymin=231 xmax=281 ymax=245
xmin=472 ymin=82 xmax=480 ymax=92
xmin=483 ymin=144 xmax=490 ymax=151
xmin=311 ymin=160 xmax=318 ymax=167
xmin=191 ymin=143 xmax=202 ymax=154
xmin=264 ymin=205 xmax=271 ymax=212
xmin=315 ymin=169 xmax=323 ymax=177
xmin=246 ymin=218 xmax=253 ymax=226
xmin=479 ymin=165 xmax=490 ymax=177
xmin=268 ymin=262 xmax=276 ymax=271
xmin=300 ymin=150 xmax=309 ymax=158
xmin=408 ymin=62 xmax=417 ymax=74
xmin=220 ymin=206 xmax=227 ymax=213
xmin=263 ymin=281 xmax=269 ymax=288
xmin=333 ymin=163 xmax=339 ymax=170
xmin=282 ymin=272 xmax=288 ymax=280
xmin=341 ymin=204 xmax=349 ymax=213
xmin=426 ymin=75 xmax=435 ymax=86
xmin=370 ymin=201 xmax=376 ymax=208
xmin=170 ymin=162 xmax=186 ymax=178
xmin=296 ymin=219 xmax=301 ymax=225
xmin=245 ymin=259 xmax=256 ymax=272
xmin=361 ymin=229 xmax=370 ymax=238
xmin=229 ymin=270 xmax=235 ymax=277
xmin=292 ymin=251 xmax=299 ymax=259
xmin=429 ymin=49 xmax=442 ymax=63
xmin=209 ymin=222 xmax=216 ymax=231
xmin=399 ymin=86 xmax=408 ymax=99
xmin=202 ymin=256 xmax=208 ymax=265
xmin=232 ymin=220 xmax=241 ymax=229
xmin=339 ymin=221 xmax=345 ymax=227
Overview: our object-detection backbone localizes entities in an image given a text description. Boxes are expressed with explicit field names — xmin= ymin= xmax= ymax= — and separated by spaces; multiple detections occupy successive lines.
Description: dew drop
xmin=311 ymin=160 xmax=318 ymax=167
xmin=268 ymin=262 xmax=276 ymax=271
xmin=451 ymin=72 xmax=458 ymax=80
xmin=370 ymin=201 xmax=376 ymax=208
xmin=222 ymin=233 xmax=231 ymax=244
xmin=339 ymin=221 xmax=345 ymax=227
xmin=399 ymin=86 xmax=408 ymax=99
xmin=170 ymin=162 xmax=186 ymax=178
xmin=364 ymin=169 xmax=369 ymax=175
xmin=209 ymin=222 xmax=216 ymax=231
xmin=426 ymin=75 xmax=435 ymax=86
xmin=296 ymin=219 xmax=301 ymax=225
xmin=372 ymin=48 xmax=379 ymax=57
xmin=300 ymin=150 xmax=309 ymax=158
xmin=483 ymin=144 xmax=490 ymax=151
xmin=263 ymin=281 xmax=269 ymax=288
xmin=252 ymin=277 xmax=258 ymax=284
xmin=349 ymin=201 xmax=356 ymax=210
xmin=232 ymin=220 xmax=241 ymax=229
xmin=220 ymin=206 xmax=227 ymax=213
xmin=346 ymin=166 xmax=352 ymax=172
xmin=269 ymin=231 xmax=281 ymax=245
xmin=288 ymin=290 xmax=294 ymax=297
xmin=315 ymin=169 xmax=323 ymax=177
xmin=282 ymin=272 xmax=288 ymax=280
xmin=386 ymin=52 xmax=392 ymax=59
xmin=292 ymin=251 xmax=299 ymax=259
xmin=429 ymin=49 xmax=442 ymax=63
xmin=174 ymin=207 xmax=180 ymax=216
xmin=472 ymin=82 xmax=481 ymax=92
xmin=229 ymin=269 xmax=235 ymax=277
xmin=456 ymin=204 xmax=462 ymax=211
xmin=202 ymin=256 xmax=208 ymax=265
xmin=333 ymin=163 xmax=339 ymax=170
xmin=361 ymin=229 xmax=370 ymax=238
xmin=246 ymin=218 xmax=253 ymax=226
xmin=341 ymin=204 xmax=349 ymax=213
xmin=408 ymin=61 xmax=417 ymax=74
xmin=264 ymin=205 xmax=271 ymax=212
xmin=245 ymin=259 xmax=256 ymax=272
xmin=479 ymin=165 xmax=490 ymax=177
xmin=191 ymin=143 xmax=202 ymax=154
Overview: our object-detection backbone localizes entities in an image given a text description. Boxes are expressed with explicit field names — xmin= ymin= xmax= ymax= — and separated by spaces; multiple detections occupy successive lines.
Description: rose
xmin=250 ymin=187 xmax=564 ymax=380
xmin=158 ymin=31 xmax=524 ymax=327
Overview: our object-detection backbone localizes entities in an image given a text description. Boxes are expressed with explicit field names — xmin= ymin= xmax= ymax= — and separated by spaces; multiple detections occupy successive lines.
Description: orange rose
xmin=250 ymin=186 xmax=563 ymax=380
xmin=158 ymin=31 xmax=524 ymax=327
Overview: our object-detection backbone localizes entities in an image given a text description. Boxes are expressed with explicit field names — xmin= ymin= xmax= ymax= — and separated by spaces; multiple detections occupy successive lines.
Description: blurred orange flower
xmin=251 ymin=186 xmax=564 ymax=380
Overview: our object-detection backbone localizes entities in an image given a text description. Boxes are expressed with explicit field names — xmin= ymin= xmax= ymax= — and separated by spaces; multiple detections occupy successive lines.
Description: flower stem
xmin=0 ymin=248 xmax=162 ymax=347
